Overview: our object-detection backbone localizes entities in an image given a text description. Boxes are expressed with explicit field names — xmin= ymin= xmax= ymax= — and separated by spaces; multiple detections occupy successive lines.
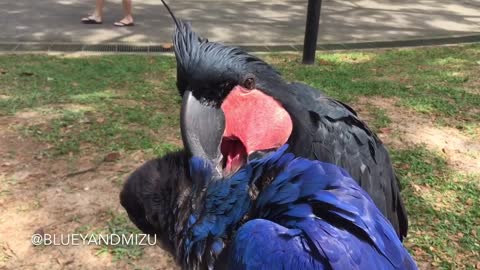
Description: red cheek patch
xmin=221 ymin=86 xmax=293 ymax=155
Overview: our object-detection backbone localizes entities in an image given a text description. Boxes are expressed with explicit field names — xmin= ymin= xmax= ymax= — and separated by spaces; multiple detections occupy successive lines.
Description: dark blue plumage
xmin=183 ymin=145 xmax=417 ymax=270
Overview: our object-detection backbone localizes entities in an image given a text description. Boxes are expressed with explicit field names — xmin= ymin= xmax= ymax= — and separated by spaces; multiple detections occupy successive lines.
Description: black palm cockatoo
xmin=166 ymin=15 xmax=408 ymax=238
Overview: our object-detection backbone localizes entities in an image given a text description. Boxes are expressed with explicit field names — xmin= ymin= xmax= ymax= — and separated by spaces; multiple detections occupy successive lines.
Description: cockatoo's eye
xmin=243 ymin=75 xmax=255 ymax=90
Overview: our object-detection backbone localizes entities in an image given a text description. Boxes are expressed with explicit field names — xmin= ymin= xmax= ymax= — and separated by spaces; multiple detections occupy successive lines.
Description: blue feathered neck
xmin=183 ymin=145 xmax=290 ymax=267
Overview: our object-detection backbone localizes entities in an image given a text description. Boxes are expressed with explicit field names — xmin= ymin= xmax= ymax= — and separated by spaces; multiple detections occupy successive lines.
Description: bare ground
xmin=0 ymin=114 xmax=178 ymax=270
xmin=356 ymin=97 xmax=479 ymax=174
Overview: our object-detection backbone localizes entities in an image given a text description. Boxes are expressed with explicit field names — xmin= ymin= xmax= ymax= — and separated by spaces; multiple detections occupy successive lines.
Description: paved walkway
xmin=1 ymin=0 xmax=479 ymax=46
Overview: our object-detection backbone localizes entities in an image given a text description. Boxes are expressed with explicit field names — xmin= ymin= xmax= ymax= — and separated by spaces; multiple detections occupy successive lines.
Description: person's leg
xmin=81 ymin=0 xmax=104 ymax=23
xmin=92 ymin=0 xmax=105 ymax=20
xmin=114 ymin=0 xmax=134 ymax=26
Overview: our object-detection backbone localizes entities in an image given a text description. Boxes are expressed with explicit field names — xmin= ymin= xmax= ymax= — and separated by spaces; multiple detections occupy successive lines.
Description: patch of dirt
xmin=334 ymin=53 xmax=375 ymax=64
xmin=0 ymin=116 xmax=178 ymax=270
xmin=409 ymin=183 xmax=461 ymax=213
xmin=9 ymin=104 xmax=95 ymax=127
xmin=356 ymin=97 xmax=480 ymax=174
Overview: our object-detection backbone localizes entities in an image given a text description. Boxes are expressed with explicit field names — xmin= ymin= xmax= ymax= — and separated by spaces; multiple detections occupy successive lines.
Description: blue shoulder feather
xmin=231 ymin=148 xmax=417 ymax=270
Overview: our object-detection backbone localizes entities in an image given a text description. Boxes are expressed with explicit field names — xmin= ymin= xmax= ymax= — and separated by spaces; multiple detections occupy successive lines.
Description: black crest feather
xmin=160 ymin=0 xmax=180 ymax=29
xmin=160 ymin=0 xmax=281 ymax=98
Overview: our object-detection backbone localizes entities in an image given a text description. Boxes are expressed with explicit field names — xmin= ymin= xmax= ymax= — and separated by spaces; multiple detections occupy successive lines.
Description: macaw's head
xmin=176 ymin=22 xmax=294 ymax=177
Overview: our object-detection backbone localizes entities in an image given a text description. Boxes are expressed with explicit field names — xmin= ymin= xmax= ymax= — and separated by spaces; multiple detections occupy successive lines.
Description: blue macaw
xmin=178 ymin=145 xmax=418 ymax=269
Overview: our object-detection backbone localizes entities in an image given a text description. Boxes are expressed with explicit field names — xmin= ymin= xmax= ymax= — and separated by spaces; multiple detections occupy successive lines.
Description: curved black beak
xmin=180 ymin=90 xmax=225 ymax=177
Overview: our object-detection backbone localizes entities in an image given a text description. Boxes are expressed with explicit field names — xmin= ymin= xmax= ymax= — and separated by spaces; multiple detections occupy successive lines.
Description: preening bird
xmin=121 ymin=146 xmax=418 ymax=270
xmin=165 ymin=10 xmax=407 ymax=238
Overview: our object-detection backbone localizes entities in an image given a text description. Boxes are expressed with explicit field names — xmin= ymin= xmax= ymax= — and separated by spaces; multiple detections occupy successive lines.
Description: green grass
xmin=1 ymin=44 xmax=479 ymax=268
xmin=265 ymin=45 xmax=480 ymax=126
xmin=0 ymin=55 xmax=181 ymax=156
xmin=392 ymin=147 xmax=479 ymax=269
xmin=1 ymin=46 xmax=479 ymax=157
xmin=365 ymin=105 xmax=392 ymax=132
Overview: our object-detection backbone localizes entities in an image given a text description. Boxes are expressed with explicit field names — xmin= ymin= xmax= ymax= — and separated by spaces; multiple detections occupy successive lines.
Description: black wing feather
xmin=288 ymin=82 xmax=408 ymax=239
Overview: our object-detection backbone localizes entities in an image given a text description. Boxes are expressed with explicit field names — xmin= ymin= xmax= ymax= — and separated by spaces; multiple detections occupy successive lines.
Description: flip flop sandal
xmin=81 ymin=17 xmax=102 ymax=24
xmin=114 ymin=21 xmax=134 ymax=27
